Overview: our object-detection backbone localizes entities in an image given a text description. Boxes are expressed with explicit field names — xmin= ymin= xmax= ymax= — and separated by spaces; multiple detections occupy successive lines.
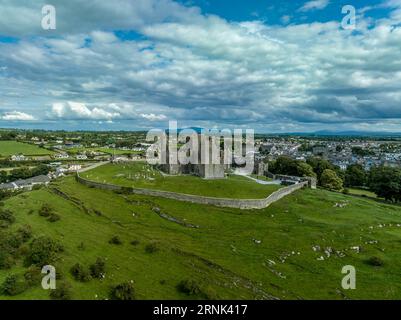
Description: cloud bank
xmin=0 ymin=0 xmax=400 ymax=132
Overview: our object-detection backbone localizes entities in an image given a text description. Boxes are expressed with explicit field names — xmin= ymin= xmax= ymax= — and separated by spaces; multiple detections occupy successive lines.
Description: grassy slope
xmin=81 ymin=162 xmax=281 ymax=199
xmin=1 ymin=176 xmax=401 ymax=299
xmin=348 ymin=188 xmax=378 ymax=198
xmin=0 ymin=141 xmax=54 ymax=157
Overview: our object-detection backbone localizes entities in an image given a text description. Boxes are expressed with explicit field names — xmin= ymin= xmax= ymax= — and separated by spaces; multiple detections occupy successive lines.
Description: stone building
xmin=160 ymin=133 xmax=226 ymax=179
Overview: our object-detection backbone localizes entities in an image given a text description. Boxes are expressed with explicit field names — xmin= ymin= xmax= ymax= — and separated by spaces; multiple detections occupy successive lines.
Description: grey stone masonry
xmin=76 ymin=173 xmax=308 ymax=210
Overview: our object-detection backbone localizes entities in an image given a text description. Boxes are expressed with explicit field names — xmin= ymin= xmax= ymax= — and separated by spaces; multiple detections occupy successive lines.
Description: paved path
xmin=241 ymin=175 xmax=282 ymax=185
xmin=78 ymin=161 xmax=110 ymax=173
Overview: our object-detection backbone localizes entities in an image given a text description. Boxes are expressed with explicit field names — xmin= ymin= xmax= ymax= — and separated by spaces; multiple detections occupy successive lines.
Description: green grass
xmin=250 ymin=174 xmax=272 ymax=181
xmin=348 ymin=188 xmax=378 ymax=198
xmin=81 ymin=162 xmax=281 ymax=199
xmin=1 ymin=177 xmax=401 ymax=299
xmin=0 ymin=141 xmax=54 ymax=157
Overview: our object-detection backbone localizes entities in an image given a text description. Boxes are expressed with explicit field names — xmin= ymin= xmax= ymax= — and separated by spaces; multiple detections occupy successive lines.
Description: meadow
xmin=0 ymin=141 xmax=54 ymax=157
xmin=348 ymin=188 xmax=378 ymax=199
xmin=81 ymin=162 xmax=281 ymax=199
xmin=1 ymin=175 xmax=401 ymax=299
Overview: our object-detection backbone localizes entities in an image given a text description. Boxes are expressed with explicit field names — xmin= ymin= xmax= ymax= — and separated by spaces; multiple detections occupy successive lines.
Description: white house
xmin=76 ymin=154 xmax=88 ymax=160
xmin=11 ymin=154 xmax=27 ymax=161
xmin=68 ymin=164 xmax=82 ymax=172
xmin=54 ymin=153 xmax=69 ymax=159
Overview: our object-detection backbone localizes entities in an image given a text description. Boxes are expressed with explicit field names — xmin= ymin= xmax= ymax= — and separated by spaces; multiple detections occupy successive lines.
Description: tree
xmin=269 ymin=156 xmax=315 ymax=177
xmin=24 ymin=236 xmax=64 ymax=266
xmin=307 ymin=157 xmax=338 ymax=185
xmin=344 ymin=164 xmax=366 ymax=187
xmin=368 ymin=166 xmax=401 ymax=202
xmin=352 ymin=147 xmax=374 ymax=157
xmin=296 ymin=162 xmax=316 ymax=178
xmin=269 ymin=156 xmax=299 ymax=176
xmin=320 ymin=169 xmax=343 ymax=191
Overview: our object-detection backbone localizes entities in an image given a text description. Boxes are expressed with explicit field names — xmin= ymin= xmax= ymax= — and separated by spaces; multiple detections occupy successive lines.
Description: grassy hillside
xmin=81 ymin=162 xmax=281 ymax=199
xmin=0 ymin=141 xmax=54 ymax=157
xmin=1 ymin=176 xmax=401 ymax=300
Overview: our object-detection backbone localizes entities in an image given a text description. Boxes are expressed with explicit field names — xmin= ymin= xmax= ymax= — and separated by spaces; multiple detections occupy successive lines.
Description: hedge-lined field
xmin=0 ymin=141 xmax=54 ymax=157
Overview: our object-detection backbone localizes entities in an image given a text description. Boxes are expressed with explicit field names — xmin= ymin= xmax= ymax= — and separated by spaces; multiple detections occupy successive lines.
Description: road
xmin=78 ymin=161 xmax=110 ymax=173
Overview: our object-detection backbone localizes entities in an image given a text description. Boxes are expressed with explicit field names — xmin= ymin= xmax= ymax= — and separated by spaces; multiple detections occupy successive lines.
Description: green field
xmin=1 ymin=176 xmax=401 ymax=300
xmin=250 ymin=174 xmax=272 ymax=181
xmin=0 ymin=141 xmax=54 ymax=157
xmin=348 ymin=188 xmax=378 ymax=198
xmin=81 ymin=162 xmax=281 ymax=199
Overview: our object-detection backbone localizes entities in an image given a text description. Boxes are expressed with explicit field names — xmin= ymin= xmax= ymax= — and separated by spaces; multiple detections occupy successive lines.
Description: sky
xmin=0 ymin=0 xmax=401 ymax=132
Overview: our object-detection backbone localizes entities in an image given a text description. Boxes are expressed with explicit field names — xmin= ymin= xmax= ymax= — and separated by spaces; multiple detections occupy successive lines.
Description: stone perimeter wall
xmin=76 ymin=174 xmax=308 ymax=210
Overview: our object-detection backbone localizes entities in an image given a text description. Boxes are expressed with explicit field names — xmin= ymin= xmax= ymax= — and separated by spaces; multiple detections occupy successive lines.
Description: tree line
xmin=269 ymin=156 xmax=401 ymax=202
xmin=0 ymin=165 xmax=50 ymax=184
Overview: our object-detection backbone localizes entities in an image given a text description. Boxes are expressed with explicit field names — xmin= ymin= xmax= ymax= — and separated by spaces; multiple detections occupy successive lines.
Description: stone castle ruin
xmin=160 ymin=132 xmax=227 ymax=179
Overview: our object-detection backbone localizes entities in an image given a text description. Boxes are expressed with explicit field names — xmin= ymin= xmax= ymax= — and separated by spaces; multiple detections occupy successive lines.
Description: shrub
xmin=32 ymin=184 xmax=43 ymax=191
xmin=342 ymin=188 xmax=350 ymax=195
xmin=176 ymin=279 xmax=216 ymax=299
xmin=49 ymin=281 xmax=72 ymax=300
xmin=0 ymin=209 xmax=15 ymax=226
xmin=177 ymin=279 xmax=202 ymax=296
xmin=89 ymin=258 xmax=106 ymax=279
xmin=1 ymin=274 xmax=26 ymax=296
xmin=110 ymin=281 xmax=135 ymax=300
xmin=130 ymin=240 xmax=140 ymax=246
xmin=366 ymin=256 xmax=384 ymax=267
xmin=0 ymin=252 xmax=14 ymax=269
xmin=109 ymin=235 xmax=122 ymax=245
xmin=93 ymin=209 xmax=102 ymax=216
xmin=17 ymin=225 xmax=33 ymax=242
xmin=120 ymin=187 xmax=134 ymax=194
xmin=145 ymin=242 xmax=159 ymax=253
xmin=48 ymin=213 xmax=61 ymax=222
xmin=24 ymin=265 xmax=42 ymax=287
xmin=70 ymin=263 xmax=91 ymax=282
xmin=38 ymin=204 xmax=54 ymax=217
xmin=5 ymin=233 xmax=24 ymax=250
xmin=25 ymin=236 xmax=63 ymax=267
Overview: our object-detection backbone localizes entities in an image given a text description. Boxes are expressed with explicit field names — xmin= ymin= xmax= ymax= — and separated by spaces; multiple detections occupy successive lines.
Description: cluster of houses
xmin=0 ymin=163 xmax=83 ymax=191
xmin=0 ymin=175 xmax=51 ymax=191
xmin=257 ymin=138 xmax=401 ymax=171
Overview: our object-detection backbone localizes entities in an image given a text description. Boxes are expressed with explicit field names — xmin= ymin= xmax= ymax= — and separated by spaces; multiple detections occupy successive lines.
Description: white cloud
xmin=50 ymin=102 xmax=120 ymax=120
xmin=299 ymin=0 xmax=330 ymax=12
xmin=91 ymin=31 xmax=118 ymax=43
xmin=281 ymin=15 xmax=291 ymax=24
xmin=141 ymin=113 xmax=167 ymax=121
xmin=1 ymin=111 xmax=36 ymax=121
xmin=0 ymin=0 xmax=401 ymax=131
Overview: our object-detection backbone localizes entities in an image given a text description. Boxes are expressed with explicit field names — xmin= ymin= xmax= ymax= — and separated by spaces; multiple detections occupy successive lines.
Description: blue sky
xmin=178 ymin=0 xmax=387 ymax=23
xmin=0 ymin=0 xmax=401 ymax=132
